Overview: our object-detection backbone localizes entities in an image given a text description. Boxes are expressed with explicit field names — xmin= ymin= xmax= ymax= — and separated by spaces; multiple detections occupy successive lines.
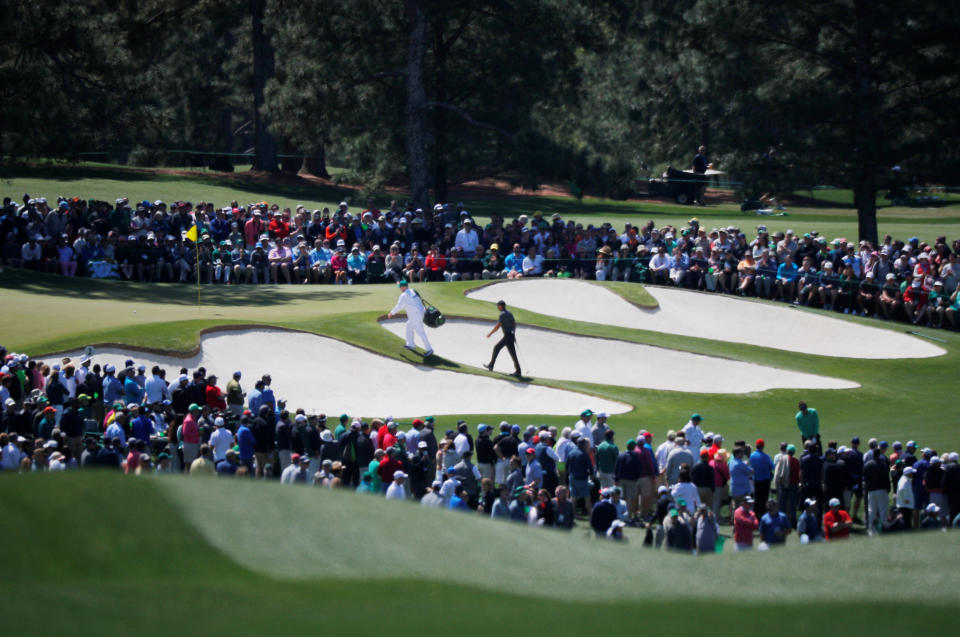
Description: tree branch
xmin=422 ymin=101 xmax=516 ymax=143
xmin=342 ymin=69 xmax=406 ymax=91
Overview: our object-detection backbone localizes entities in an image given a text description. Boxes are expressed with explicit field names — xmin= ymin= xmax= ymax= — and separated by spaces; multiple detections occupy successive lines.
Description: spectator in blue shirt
xmin=102 ymin=365 xmax=123 ymax=406
xmin=130 ymin=407 xmax=153 ymax=445
xmin=247 ymin=380 xmax=264 ymax=414
xmin=775 ymin=253 xmax=799 ymax=302
xmin=260 ymin=375 xmax=276 ymax=412
xmin=729 ymin=446 xmax=754 ymax=500
xmin=759 ymin=500 xmax=792 ymax=545
xmin=750 ymin=439 xmax=775 ymax=510
xmin=503 ymin=243 xmax=524 ymax=277
xmin=237 ymin=418 xmax=256 ymax=473
xmin=123 ymin=371 xmax=143 ymax=406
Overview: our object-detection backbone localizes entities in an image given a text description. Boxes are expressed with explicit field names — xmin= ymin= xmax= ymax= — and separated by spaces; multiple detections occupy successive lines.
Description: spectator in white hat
xmin=386 ymin=470 xmax=407 ymax=500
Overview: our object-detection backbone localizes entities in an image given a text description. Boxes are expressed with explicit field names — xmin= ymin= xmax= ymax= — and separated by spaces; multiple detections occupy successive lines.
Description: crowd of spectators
xmin=2 ymin=345 xmax=958 ymax=553
xmin=3 ymin=194 xmax=959 ymax=329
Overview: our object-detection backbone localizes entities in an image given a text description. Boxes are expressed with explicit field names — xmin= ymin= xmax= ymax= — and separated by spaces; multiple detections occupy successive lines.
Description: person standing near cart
xmin=484 ymin=300 xmax=522 ymax=378
xmin=388 ymin=279 xmax=433 ymax=357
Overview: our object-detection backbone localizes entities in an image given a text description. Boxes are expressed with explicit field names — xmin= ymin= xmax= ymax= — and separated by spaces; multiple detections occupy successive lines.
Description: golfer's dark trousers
xmin=490 ymin=332 xmax=521 ymax=373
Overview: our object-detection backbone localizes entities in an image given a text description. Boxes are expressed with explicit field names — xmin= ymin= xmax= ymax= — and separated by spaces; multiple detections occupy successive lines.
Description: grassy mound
xmin=1 ymin=472 xmax=956 ymax=635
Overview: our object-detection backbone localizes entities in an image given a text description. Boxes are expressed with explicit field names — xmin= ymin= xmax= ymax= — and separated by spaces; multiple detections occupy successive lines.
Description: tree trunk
xmin=299 ymin=145 xmax=329 ymax=178
xmin=251 ymin=0 xmax=278 ymax=172
xmin=404 ymin=0 xmax=430 ymax=210
xmin=432 ymin=32 xmax=448 ymax=204
xmin=852 ymin=0 xmax=879 ymax=245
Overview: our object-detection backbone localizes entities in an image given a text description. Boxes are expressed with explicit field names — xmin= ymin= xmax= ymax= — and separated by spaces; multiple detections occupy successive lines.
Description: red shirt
xmin=425 ymin=254 xmax=446 ymax=272
xmin=788 ymin=456 xmax=801 ymax=487
xmin=380 ymin=431 xmax=397 ymax=451
xmin=733 ymin=507 xmax=759 ymax=545
xmin=205 ymin=385 xmax=226 ymax=410
xmin=182 ymin=414 xmax=200 ymax=444
xmin=902 ymin=285 xmax=928 ymax=308
xmin=377 ymin=457 xmax=402 ymax=485
xmin=823 ymin=509 xmax=852 ymax=540
xmin=269 ymin=218 xmax=290 ymax=240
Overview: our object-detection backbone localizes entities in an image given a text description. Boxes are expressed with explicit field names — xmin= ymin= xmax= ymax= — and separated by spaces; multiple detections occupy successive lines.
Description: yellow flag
xmin=185 ymin=223 xmax=198 ymax=243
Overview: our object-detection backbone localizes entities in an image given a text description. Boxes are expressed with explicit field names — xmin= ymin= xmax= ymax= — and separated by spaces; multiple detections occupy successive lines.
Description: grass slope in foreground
xmin=1 ymin=472 xmax=956 ymax=637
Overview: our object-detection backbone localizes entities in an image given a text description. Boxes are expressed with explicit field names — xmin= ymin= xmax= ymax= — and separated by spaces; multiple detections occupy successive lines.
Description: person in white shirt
xmin=648 ymin=246 xmax=671 ymax=284
xmin=454 ymin=422 xmax=471 ymax=457
xmin=386 ymin=471 xmax=408 ymax=500
xmin=144 ymin=367 xmax=169 ymax=404
xmin=209 ymin=417 xmax=234 ymax=463
xmin=680 ymin=414 xmax=704 ymax=451
xmin=387 ymin=279 xmax=433 ymax=356
xmin=522 ymin=247 xmax=544 ymax=276
xmin=670 ymin=467 xmax=701 ymax=513
xmin=1 ymin=433 xmax=24 ymax=471
xmin=454 ymin=219 xmax=479 ymax=257
xmin=896 ymin=466 xmax=916 ymax=521
xmin=655 ymin=430 xmax=677 ymax=472
xmin=573 ymin=410 xmax=594 ymax=447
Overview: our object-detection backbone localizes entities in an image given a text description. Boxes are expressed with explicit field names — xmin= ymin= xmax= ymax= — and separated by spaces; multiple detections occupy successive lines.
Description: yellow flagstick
xmin=185 ymin=222 xmax=201 ymax=311
xmin=195 ymin=237 xmax=201 ymax=311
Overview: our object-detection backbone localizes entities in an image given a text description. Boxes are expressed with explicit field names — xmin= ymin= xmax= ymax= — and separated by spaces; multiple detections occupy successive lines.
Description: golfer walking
xmin=484 ymin=300 xmax=522 ymax=378
xmin=388 ymin=279 xmax=433 ymax=356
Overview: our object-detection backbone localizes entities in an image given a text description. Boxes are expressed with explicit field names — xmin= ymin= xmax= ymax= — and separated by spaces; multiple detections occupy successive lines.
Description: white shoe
xmin=424 ymin=349 xmax=434 ymax=357
xmin=404 ymin=345 xmax=416 ymax=351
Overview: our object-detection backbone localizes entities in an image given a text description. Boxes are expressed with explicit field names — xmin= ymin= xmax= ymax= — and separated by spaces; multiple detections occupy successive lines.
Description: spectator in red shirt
xmin=330 ymin=243 xmax=348 ymax=284
xmin=902 ymin=279 xmax=929 ymax=324
xmin=243 ymin=211 xmax=264 ymax=247
xmin=379 ymin=421 xmax=398 ymax=451
xmin=424 ymin=246 xmax=447 ymax=282
xmin=268 ymin=211 xmax=290 ymax=240
xmin=205 ymin=375 xmax=227 ymax=410
xmin=377 ymin=447 xmax=403 ymax=492
xmin=823 ymin=497 xmax=853 ymax=540
xmin=733 ymin=495 xmax=759 ymax=551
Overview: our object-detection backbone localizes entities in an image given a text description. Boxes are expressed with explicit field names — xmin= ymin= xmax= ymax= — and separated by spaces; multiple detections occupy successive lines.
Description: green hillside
xmin=1 ymin=473 xmax=955 ymax=636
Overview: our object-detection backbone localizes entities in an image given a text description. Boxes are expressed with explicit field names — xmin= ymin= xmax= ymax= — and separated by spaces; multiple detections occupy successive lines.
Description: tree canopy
xmin=2 ymin=0 xmax=958 ymax=240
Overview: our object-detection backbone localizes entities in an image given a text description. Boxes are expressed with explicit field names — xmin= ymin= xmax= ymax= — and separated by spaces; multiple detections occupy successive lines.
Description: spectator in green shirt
xmin=596 ymin=429 xmax=620 ymax=489
xmin=796 ymin=401 xmax=820 ymax=450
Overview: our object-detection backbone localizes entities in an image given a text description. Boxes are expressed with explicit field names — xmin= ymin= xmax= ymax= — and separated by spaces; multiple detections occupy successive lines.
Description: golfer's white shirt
xmin=390 ymin=288 xmax=425 ymax=320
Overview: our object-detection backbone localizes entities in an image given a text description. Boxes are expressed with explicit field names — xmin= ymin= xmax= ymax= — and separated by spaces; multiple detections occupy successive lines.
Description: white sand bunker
xmin=382 ymin=319 xmax=857 ymax=393
xmin=60 ymin=328 xmax=628 ymax=417
xmin=468 ymin=279 xmax=945 ymax=359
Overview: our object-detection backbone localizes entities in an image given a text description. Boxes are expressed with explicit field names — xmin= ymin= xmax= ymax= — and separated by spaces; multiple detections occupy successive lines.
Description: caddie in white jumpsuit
xmin=388 ymin=279 xmax=433 ymax=356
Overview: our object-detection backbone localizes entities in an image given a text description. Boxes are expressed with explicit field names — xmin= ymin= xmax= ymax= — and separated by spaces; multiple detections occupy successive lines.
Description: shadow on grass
xmin=0 ymin=268 xmax=370 ymax=307
xmin=1 ymin=162 xmax=356 ymax=205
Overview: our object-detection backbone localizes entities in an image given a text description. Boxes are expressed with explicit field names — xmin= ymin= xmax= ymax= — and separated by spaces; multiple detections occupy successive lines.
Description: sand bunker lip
xmin=58 ymin=328 xmax=630 ymax=417
xmin=381 ymin=319 xmax=858 ymax=393
xmin=467 ymin=279 xmax=946 ymax=359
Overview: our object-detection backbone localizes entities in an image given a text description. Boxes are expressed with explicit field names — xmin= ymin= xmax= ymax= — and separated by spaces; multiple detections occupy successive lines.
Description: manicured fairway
xmin=3 ymin=267 xmax=959 ymax=452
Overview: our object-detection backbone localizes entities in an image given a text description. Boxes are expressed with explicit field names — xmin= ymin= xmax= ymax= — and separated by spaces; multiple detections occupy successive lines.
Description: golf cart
xmin=647 ymin=166 xmax=725 ymax=205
